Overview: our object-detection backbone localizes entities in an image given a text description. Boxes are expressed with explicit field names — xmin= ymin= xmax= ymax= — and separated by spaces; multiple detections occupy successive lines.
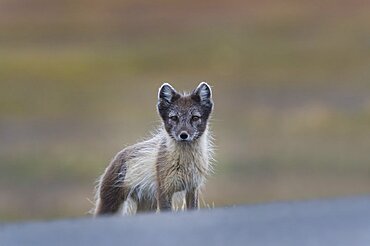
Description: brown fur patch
xmin=95 ymin=151 xmax=129 ymax=215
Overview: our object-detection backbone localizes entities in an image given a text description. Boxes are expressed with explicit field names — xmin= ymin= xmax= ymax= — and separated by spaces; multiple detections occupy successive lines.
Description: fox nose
xmin=179 ymin=131 xmax=189 ymax=140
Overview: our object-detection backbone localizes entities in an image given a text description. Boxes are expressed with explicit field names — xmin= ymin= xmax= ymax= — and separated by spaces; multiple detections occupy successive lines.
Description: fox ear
xmin=158 ymin=83 xmax=180 ymax=103
xmin=192 ymin=82 xmax=212 ymax=103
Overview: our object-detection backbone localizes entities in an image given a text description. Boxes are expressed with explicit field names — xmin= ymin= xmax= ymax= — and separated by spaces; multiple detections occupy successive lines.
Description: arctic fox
xmin=94 ymin=82 xmax=214 ymax=215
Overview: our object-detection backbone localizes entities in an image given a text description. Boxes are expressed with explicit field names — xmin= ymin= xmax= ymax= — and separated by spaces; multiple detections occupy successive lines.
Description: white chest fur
xmin=161 ymin=132 xmax=210 ymax=193
xmin=124 ymin=129 xmax=212 ymax=201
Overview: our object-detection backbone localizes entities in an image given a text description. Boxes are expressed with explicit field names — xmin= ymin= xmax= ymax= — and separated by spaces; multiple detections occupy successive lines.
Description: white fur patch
xmin=124 ymin=135 xmax=161 ymax=202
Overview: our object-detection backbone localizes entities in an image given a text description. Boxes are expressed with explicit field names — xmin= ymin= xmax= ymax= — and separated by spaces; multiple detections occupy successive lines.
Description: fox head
xmin=157 ymin=82 xmax=213 ymax=142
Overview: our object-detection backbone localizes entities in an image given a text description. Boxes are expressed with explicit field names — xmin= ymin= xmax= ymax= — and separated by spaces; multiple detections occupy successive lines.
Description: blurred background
xmin=1 ymin=0 xmax=370 ymax=221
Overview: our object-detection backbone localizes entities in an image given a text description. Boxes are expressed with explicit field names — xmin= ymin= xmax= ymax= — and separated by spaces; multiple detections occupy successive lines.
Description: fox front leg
xmin=185 ymin=189 xmax=199 ymax=210
xmin=157 ymin=189 xmax=172 ymax=211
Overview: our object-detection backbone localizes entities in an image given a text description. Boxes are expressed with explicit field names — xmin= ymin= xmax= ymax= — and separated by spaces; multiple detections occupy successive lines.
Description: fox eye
xmin=170 ymin=115 xmax=178 ymax=121
xmin=192 ymin=116 xmax=200 ymax=121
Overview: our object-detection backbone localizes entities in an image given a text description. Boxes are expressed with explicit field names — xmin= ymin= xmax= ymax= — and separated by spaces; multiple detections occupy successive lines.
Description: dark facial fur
xmin=157 ymin=82 xmax=213 ymax=142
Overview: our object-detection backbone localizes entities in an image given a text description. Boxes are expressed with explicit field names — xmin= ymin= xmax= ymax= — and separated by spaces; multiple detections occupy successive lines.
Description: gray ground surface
xmin=1 ymin=195 xmax=370 ymax=246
